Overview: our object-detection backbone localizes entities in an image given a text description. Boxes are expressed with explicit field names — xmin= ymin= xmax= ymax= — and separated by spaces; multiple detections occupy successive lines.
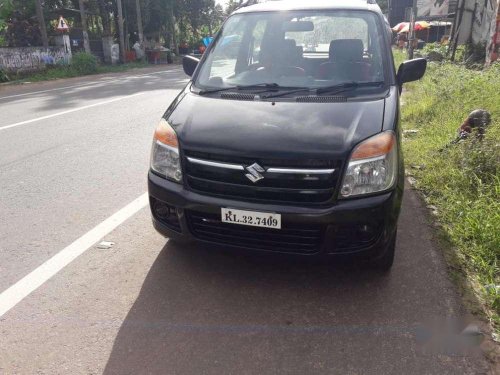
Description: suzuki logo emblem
xmin=245 ymin=163 xmax=265 ymax=183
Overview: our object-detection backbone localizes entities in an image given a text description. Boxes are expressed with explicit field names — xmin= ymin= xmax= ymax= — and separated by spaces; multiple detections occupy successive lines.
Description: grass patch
xmin=393 ymin=48 xmax=407 ymax=68
xmin=5 ymin=61 xmax=151 ymax=84
xmin=398 ymin=51 xmax=500 ymax=331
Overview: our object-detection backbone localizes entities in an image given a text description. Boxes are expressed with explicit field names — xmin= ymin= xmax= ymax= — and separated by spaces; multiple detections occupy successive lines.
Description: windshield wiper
xmin=198 ymin=83 xmax=281 ymax=95
xmin=316 ymin=81 xmax=385 ymax=95
xmin=260 ymin=87 xmax=312 ymax=99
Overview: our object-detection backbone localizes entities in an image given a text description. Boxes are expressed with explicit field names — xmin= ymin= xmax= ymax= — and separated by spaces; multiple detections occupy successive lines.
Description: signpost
xmin=55 ymin=16 xmax=71 ymax=61
xmin=56 ymin=16 xmax=70 ymax=32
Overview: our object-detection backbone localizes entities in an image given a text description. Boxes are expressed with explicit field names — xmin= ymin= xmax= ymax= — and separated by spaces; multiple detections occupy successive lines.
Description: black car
xmin=148 ymin=0 xmax=426 ymax=271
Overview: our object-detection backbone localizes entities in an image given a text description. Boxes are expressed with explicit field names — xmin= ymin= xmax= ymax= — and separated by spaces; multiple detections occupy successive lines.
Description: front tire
xmin=372 ymin=230 xmax=396 ymax=272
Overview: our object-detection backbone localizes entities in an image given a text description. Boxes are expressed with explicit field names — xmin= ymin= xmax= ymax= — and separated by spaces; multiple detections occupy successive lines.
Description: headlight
xmin=150 ymin=118 xmax=182 ymax=182
xmin=340 ymin=131 xmax=397 ymax=198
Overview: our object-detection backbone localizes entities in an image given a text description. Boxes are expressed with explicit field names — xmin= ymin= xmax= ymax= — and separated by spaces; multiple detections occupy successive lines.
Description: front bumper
xmin=148 ymin=171 xmax=402 ymax=258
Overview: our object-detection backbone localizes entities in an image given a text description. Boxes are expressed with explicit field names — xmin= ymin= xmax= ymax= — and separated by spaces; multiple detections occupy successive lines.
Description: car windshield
xmin=194 ymin=10 xmax=387 ymax=92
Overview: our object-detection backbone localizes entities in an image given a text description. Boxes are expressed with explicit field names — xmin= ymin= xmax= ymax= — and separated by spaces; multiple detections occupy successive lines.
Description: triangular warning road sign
xmin=57 ymin=16 xmax=69 ymax=31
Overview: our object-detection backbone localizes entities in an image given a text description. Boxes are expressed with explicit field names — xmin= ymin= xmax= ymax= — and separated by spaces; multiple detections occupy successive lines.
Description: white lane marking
xmin=0 ymin=193 xmax=149 ymax=318
xmin=0 ymin=69 xmax=182 ymax=100
xmin=0 ymin=92 xmax=144 ymax=132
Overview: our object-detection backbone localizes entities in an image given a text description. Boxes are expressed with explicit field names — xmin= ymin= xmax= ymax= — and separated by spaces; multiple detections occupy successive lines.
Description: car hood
xmin=167 ymin=91 xmax=389 ymax=160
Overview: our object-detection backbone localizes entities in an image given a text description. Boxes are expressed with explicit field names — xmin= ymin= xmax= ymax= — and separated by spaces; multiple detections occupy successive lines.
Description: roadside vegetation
xmin=395 ymin=49 xmax=500 ymax=333
xmin=2 ymin=52 xmax=151 ymax=84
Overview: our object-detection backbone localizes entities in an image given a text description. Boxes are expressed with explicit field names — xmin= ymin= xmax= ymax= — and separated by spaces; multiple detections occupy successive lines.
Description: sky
xmin=215 ymin=0 xmax=230 ymax=9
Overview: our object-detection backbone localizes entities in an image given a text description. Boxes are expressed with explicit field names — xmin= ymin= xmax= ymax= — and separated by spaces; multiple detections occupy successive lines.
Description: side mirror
xmin=397 ymin=58 xmax=427 ymax=86
xmin=182 ymin=55 xmax=200 ymax=77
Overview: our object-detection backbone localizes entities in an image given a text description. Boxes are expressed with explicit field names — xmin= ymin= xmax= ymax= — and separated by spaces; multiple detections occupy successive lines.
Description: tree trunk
xmin=191 ymin=21 xmax=199 ymax=42
xmin=116 ymin=0 xmax=126 ymax=62
xmin=78 ymin=0 xmax=91 ymax=53
xmin=34 ymin=0 xmax=49 ymax=48
xmin=97 ymin=0 xmax=112 ymax=37
xmin=135 ymin=0 xmax=144 ymax=45
xmin=171 ymin=20 xmax=179 ymax=55
xmin=169 ymin=7 xmax=179 ymax=55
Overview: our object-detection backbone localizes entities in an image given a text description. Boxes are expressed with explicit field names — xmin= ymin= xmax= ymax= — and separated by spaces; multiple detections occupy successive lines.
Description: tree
xmin=135 ymin=0 xmax=144 ymax=45
xmin=0 ymin=0 xmax=13 ymax=46
xmin=1 ymin=0 xmax=43 ymax=47
xmin=117 ymin=0 xmax=126 ymax=61
xmin=34 ymin=0 xmax=48 ymax=47
xmin=96 ymin=0 xmax=112 ymax=36
xmin=203 ymin=2 xmax=223 ymax=35
xmin=1 ymin=0 xmax=222 ymax=56
xmin=225 ymin=0 xmax=241 ymax=16
xmin=377 ymin=0 xmax=388 ymax=14
xmin=78 ymin=0 xmax=91 ymax=52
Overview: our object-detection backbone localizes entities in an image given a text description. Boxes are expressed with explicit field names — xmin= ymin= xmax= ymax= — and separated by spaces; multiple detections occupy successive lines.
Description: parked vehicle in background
xmin=148 ymin=0 xmax=427 ymax=271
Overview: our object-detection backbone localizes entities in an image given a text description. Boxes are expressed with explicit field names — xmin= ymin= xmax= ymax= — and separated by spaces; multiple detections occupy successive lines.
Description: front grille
xmin=183 ymin=150 xmax=340 ymax=204
xmin=187 ymin=210 xmax=324 ymax=254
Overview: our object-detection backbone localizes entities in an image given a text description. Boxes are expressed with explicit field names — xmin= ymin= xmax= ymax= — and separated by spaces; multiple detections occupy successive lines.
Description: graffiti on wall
xmin=0 ymin=47 xmax=71 ymax=72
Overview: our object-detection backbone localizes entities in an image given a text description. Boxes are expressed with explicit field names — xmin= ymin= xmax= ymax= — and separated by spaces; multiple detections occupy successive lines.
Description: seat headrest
xmin=284 ymin=39 xmax=297 ymax=49
xmin=296 ymin=45 xmax=303 ymax=58
xmin=329 ymin=39 xmax=364 ymax=62
xmin=279 ymin=39 xmax=298 ymax=62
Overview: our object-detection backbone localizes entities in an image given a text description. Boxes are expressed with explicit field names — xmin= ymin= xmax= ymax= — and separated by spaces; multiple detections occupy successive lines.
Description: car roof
xmin=233 ymin=0 xmax=382 ymax=15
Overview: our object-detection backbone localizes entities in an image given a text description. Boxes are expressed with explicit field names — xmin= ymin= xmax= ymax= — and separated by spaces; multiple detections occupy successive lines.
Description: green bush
xmin=422 ymin=42 xmax=448 ymax=57
xmin=71 ymin=52 xmax=98 ymax=75
xmin=0 ymin=67 xmax=9 ymax=82
xmin=420 ymin=43 xmax=466 ymax=62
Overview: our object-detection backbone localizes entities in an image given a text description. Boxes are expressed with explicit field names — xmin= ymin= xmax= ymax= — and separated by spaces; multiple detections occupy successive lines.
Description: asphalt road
xmin=0 ymin=67 xmax=492 ymax=374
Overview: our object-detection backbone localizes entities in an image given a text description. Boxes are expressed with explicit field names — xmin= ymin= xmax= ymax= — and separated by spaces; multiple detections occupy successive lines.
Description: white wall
xmin=0 ymin=46 xmax=71 ymax=72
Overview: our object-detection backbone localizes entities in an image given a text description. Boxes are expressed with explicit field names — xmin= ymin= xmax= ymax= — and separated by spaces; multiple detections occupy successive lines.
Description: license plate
xmin=221 ymin=208 xmax=281 ymax=229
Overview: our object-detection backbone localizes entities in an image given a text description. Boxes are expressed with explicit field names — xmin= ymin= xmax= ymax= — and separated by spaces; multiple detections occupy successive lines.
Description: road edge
xmin=406 ymin=178 xmax=500 ymax=373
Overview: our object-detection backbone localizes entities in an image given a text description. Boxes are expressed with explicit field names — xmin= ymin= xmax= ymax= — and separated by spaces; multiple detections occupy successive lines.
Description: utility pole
xmin=78 ymin=0 xmax=91 ymax=53
xmin=117 ymin=0 xmax=126 ymax=63
xmin=407 ymin=0 xmax=417 ymax=59
xmin=135 ymin=0 xmax=144 ymax=46
xmin=34 ymin=0 xmax=49 ymax=48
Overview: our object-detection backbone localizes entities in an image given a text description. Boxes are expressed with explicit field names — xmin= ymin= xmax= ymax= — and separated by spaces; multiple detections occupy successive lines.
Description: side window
xmin=250 ymin=20 xmax=267 ymax=64
xmin=207 ymin=19 xmax=245 ymax=80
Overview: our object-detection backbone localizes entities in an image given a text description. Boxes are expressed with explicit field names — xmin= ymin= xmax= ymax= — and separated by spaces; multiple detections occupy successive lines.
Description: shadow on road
xmin=103 ymin=242 xmax=394 ymax=374
xmin=0 ymin=68 xmax=188 ymax=111
xmin=103 ymin=189 xmax=488 ymax=374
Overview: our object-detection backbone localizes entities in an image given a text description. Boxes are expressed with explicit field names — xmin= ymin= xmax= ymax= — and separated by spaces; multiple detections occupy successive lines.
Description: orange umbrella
xmin=399 ymin=21 xmax=431 ymax=33
xmin=392 ymin=22 xmax=407 ymax=32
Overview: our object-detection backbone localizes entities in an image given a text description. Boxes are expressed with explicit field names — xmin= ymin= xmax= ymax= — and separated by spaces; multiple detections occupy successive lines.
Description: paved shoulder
xmin=0 ymin=65 xmax=181 ymax=98
xmin=0 ymin=186 xmax=490 ymax=374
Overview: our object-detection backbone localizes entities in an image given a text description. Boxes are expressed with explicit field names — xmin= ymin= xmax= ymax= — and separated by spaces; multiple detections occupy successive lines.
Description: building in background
xmin=449 ymin=0 xmax=500 ymax=64
xmin=388 ymin=0 xmax=413 ymax=26
xmin=388 ymin=0 xmax=458 ymax=26
xmin=388 ymin=0 xmax=499 ymax=65
xmin=417 ymin=0 xmax=452 ymax=17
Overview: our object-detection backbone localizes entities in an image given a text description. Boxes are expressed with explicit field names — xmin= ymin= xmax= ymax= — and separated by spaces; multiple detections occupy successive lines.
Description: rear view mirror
xmin=397 ymin=58 xmax=427 ymax=86
xmin=282 ymin=21 xmax=314 ymax=32
xmin=183 ymin=55 xmax=200 ymax=77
